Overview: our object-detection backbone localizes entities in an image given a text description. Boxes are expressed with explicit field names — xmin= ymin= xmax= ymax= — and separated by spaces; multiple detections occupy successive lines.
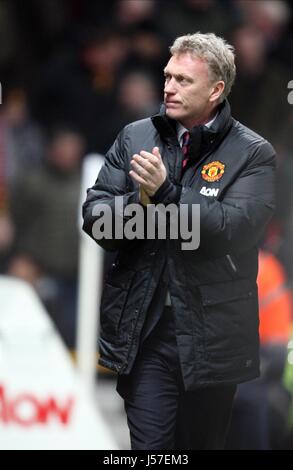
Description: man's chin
xmin=165 ymin=109 xmax=182 ymax=120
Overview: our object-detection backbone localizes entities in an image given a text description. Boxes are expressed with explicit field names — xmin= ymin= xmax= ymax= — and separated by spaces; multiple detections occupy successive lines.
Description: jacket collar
xmin=151 ymin=99 xmax=233 ymax=159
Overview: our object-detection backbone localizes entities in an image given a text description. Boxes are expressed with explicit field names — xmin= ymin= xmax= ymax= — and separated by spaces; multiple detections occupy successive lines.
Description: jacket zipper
xmin=226 ymin=254 xmax=238 ymax=273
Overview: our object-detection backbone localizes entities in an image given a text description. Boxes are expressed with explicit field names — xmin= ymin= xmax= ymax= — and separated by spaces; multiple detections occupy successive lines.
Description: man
xmin=82 ymin=33 xmax=276 ymax=449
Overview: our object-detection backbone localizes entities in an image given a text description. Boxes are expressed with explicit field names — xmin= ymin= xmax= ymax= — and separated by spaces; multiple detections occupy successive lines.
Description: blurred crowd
xmin=1 ymin=0 xmax=293 ymax=449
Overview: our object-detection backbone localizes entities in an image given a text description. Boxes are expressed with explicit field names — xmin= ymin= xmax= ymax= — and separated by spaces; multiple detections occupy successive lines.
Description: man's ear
xmin=209 ymin=81 xmax=225 ymax=103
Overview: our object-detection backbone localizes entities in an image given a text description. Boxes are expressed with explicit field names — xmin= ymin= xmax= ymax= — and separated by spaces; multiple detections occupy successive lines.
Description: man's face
xmin=163 ymin=52 xmax=215 ymax=128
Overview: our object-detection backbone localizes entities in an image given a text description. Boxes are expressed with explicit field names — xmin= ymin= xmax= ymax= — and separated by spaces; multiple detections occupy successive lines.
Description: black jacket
xmin=82 ymin=100 xmax=276 ymax=389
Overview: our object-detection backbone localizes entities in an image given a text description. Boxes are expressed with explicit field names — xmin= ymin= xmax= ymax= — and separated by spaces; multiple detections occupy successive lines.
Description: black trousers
xmin=117 ymin=307 xmax=236 ymax=450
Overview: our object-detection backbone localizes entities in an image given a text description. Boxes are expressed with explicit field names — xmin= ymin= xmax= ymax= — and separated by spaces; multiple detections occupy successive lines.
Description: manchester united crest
xmin=201 ymin=161 xmax=225 ymax=182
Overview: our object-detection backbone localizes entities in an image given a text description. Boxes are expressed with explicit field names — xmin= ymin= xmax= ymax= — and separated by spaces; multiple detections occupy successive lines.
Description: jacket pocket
xmin=198 ymin=278 xmax=259 ymax=355
xmin=100 ymin=268 xmax=136 ymax=340
xmin=198 ymin=278 xmax=257 ymax=306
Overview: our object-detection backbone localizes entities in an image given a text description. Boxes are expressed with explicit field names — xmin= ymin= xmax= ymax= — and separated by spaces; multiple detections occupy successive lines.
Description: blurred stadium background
xmin=1 ymin=0 xmax=293 ymax=450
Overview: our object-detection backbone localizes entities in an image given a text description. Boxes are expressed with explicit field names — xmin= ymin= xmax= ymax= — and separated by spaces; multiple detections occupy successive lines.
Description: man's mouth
xmin=165 ymin=101 xmax=181 ymax=106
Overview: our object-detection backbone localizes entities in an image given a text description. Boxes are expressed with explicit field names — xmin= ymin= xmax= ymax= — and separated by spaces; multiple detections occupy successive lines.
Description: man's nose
xmin=164 ymin=78 xmax=176 ymax=94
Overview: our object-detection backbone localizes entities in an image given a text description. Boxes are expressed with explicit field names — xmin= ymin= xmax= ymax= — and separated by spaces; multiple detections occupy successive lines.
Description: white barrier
xmin=77 ymin=153 xmax=104 ymax=391
xmin=0 ymin=276 xmax=117 ymax=450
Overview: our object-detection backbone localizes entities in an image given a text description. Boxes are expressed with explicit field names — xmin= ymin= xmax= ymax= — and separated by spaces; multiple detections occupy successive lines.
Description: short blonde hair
xmin=170 ymin=32 xmax=236 ymax=102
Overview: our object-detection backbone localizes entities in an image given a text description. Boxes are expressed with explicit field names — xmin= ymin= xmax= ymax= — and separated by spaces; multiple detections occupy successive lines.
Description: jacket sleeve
xmin=82 ymin=126 xmax=140 ymax=252
xmin=180 ymin=140 xmax=276 ymax=256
